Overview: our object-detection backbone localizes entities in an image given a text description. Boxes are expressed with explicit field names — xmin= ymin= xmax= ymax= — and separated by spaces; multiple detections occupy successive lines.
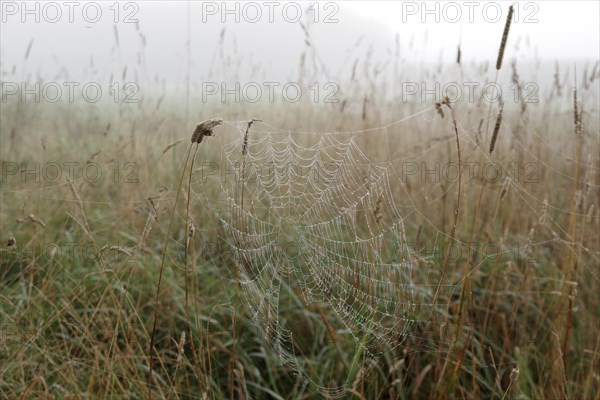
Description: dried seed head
xmin=7 ymin=237 xmax=16 ymax=247
xmin=435 ymin=101 xmax=445 ymax=119
xmin=496 ymin=5 xmax=514 ymax=70
xmin=373 ymin=198 xmax=383 ymax=224
xmin=489 ymin=100 xmax=504 ymax=154
xmin=435 ymin=96 xmax=451 ymax=118
xmin=573 ymin=89 xmax=583 ymax=135
xmin=242 ymin=118 xmax=262 ymax=155
xmin=554 ymin=62 xmax=562 ymax=97
xmin=191 ymin=118 xmax=224 ymax=143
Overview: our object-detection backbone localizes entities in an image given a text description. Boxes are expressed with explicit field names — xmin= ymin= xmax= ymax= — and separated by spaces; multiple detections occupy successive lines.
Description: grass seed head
xmin=242 ymin=118 xmax=262 ymax=155
xmin=192 ymin=118 xmax=224 ymax=143
xmin=489 ymin=100 xmax=504 ymax=154
xmin=496 ymin=5 xmax=514 ymax=70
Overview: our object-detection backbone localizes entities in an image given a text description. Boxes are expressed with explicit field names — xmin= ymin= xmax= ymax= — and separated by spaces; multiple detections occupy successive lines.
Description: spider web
xmin=186 ymin=108 xmax=446 ymax=396
xmin=185 ymin=105 xmax=597 ymax=397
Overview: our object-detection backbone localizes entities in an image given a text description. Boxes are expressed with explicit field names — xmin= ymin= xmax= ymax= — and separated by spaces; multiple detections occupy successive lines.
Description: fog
xmin=2 ymin=1 xmax=598 ymax=87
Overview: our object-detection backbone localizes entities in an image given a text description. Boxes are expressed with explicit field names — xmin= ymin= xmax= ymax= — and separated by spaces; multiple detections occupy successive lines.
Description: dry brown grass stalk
xmin=16 ymin=214 xmax=47 ymax=228
xmin=499 ymin=177 xmax=511 ymax=201
xmin=100 ymin=245 xmax=133 ymax=257
xmin=476 ymin=118 xmax=484 ymax=146
xmin=150 ymin=118 xmax=223 ymax=398
xmin=66 ymin=179 xmax=92 ymax=235
xmin=161 ymin=139 xmax=183 ymax=155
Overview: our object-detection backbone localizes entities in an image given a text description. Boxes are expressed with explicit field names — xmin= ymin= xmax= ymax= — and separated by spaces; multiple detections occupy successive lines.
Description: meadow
xmin=1 ymin=5 xmax=599 ymax=400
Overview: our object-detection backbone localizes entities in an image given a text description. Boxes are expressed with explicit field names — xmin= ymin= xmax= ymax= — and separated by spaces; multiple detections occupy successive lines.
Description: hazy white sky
xmin=1 ymin=1 xmax=598 ymax=84
xmin=346 ymin=1 xmax=599 ymax=60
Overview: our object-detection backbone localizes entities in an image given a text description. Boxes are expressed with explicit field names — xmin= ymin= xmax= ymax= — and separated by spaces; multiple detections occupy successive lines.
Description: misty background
xmin=1 ymin=1 xmax=599 ymax=102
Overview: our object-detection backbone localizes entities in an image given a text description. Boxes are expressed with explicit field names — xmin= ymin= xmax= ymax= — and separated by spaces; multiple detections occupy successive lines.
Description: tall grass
xmin=1 ymin=8 xmax=599 ymax=400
